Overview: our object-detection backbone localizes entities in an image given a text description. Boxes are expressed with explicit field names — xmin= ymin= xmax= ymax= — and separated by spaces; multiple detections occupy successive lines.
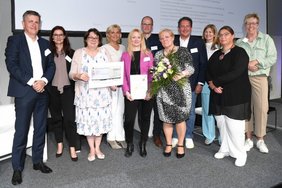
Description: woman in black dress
xmin=207 ymin=26 xmax=251 ymax=167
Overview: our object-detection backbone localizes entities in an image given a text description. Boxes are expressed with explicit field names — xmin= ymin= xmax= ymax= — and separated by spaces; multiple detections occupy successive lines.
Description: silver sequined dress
xmin=154 ymin=47 xmax=194 ymax=123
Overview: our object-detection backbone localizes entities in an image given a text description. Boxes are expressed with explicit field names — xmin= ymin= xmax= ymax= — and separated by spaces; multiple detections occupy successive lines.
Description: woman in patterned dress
xmin=102 ymin=24 xmax=127 ymax=149
xmin=69 ymin=28 xmax=113 ymax=161
xmin=154 ymin=29 xmax=194 ymax=158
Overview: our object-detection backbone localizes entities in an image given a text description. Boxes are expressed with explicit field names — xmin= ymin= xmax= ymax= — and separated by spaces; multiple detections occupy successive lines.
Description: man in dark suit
xmin=141 ymin=16 xmax=164 ymax=148
xmin=172 ymin=17 xmax=208 ymax=149
xmin=5 ymin=10 xmax=55 ymax=185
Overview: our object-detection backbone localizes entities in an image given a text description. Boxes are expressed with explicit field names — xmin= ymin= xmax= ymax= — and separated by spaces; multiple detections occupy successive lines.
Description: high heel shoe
xmin=176 ymin=145 xmax=185 ymax=158
xmin=56 ymin=152 xmax=63 ymax=158
xmin=139 ymin=141 xmax=147 ymax=157
xmin=71 ymin=156 xmax=78 ymax=162
xmin=56 ymin=143 xmax=63 ymax=158
xmin=125 ymin=143 xmax=134 ymax=157
xmin=70 ymin=147 xmax=78 ymax=162
xmin=163 ymin=144 xmax=172 ymax=157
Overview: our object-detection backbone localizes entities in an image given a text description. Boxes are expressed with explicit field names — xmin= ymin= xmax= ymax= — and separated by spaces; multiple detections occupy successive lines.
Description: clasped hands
xmin=208 ymin=81 xmax=223 ymax=94
xmin=32 ymin=80 xmax=46 ymax=93
xmin=248 ymin=60 xmax=259 ymax=72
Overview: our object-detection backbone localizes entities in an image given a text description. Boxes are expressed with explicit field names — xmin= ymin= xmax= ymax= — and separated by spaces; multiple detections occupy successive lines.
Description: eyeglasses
xmin=142 ymin=23 xmax=152 ymax=26
xmin=219 ymin=32 xmax=231 ymax=38
xmin=53 ymin=34 xmax=64 ymax=37
xmin=87 ymin=37 xmax=99 ymax=40
xmin=245 ymin=22 xmax=258 ymax=26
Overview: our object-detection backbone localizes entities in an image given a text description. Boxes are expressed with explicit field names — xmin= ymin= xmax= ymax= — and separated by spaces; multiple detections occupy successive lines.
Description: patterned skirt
xmin=156 ymin=81 xmax=192 ymax=124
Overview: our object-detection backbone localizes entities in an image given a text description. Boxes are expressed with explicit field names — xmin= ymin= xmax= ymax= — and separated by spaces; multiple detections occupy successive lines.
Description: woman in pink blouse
xmin=121 ymin=28 xmax=153 ymax=158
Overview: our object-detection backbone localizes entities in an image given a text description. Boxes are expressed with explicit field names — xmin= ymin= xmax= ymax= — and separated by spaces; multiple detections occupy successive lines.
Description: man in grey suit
xmin=5 ymin=10 xmax=55 ymax=185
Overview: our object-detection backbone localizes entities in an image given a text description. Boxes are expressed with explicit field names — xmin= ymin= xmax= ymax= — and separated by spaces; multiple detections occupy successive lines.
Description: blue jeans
xmin=173 ymin=92 xmax=197 ymax=139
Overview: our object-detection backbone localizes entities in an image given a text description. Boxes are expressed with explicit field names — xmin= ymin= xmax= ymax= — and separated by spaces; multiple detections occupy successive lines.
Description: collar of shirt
xmin=179 ymin=36 xmax=189 ymax=47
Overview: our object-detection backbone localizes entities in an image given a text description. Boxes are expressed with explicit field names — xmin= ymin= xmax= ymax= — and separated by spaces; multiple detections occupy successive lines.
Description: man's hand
xmin=195 ymin=84 xmax=203 ymax=94
xmin=32 ymin=80 xmax=46 ymax=93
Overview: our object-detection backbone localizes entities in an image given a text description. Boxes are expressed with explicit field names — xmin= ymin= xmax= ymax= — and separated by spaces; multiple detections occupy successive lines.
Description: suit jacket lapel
xmin=188 ymin=37 xmax=193 ymax=50
xmin=38 ymin=38 xmax=46 ymax=71
xmin=21 ymin=34 xmax=33 ymax=73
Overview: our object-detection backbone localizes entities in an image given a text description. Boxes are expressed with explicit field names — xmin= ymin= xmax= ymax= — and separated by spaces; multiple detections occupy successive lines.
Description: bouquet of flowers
xmin=150 ymin=52 xmax=186 ymax=96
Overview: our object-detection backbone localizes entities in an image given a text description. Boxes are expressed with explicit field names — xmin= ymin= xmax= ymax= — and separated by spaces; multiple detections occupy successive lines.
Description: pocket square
xmin=44 ymin=49 xmax=51 ymax=56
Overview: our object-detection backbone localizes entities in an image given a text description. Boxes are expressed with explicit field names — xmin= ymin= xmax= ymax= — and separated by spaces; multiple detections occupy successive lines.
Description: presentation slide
xmin=13 ymin=0 xmax=266 ymax=37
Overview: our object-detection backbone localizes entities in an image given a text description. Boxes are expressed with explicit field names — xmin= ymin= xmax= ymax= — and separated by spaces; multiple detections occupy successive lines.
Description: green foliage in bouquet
xmin=150 ymin=52 xmax=186 ymax=96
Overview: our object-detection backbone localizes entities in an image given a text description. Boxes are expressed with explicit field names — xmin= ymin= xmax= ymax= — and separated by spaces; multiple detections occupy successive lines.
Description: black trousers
xmin=124 ymin=98 xmax=153 ymax=143
xmin=152 ymin=97 xmax=163 ymax=137
xmin=48 ymin=86 xmax=80 ymax=147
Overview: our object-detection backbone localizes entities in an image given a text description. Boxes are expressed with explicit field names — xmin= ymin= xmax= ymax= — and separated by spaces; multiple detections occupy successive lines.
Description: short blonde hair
xmin=244 ymin=13 xmax=260 ymax=24
xmin=106 ymin=24 xmax=122 ymax=43
xmin=159 ymin=28 xmax=174 ymax=40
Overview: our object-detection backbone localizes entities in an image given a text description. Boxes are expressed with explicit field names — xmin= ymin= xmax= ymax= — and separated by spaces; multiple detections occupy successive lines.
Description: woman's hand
xmin=125 ymin=91 xmax=133 ymax=101
xmin=144 ymin=91 xmax=152 ymax=101
xmin=173 ymin=73 xmax=183 ymax=81
xmin=248 ymin=60 xmax=259 ymax=72
xmin=77 ymin=73 xmax=89 ymax=81
xmin=208 ymin=80 xmax=223 ymax=94
xmin=110 ymin=86 xmax=118 ymax=91
xmin=213 ymin=86 xmax=223 ymax=94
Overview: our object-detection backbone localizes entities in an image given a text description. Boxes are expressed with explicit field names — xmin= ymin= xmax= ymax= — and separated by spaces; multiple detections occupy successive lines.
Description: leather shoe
xmin=11 ymin=170 xmax=22 ymax=185
xmin=125 ymin=143 xmax=134 ymax=157
xmin=33 ymin=162 xmax=53 ymax=173
xmin=139 ymin=141 xmax=147 ymax=157
xmin=153 ymin=136 xmax=163 ymax=148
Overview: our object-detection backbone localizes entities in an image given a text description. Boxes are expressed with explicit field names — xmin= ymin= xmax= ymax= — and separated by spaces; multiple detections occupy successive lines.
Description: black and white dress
xmin=154 ymin=47 xmax=194 ymax=123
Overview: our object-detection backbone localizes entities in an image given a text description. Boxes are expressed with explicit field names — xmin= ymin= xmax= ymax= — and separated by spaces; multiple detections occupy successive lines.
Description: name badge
xmin=190 ymin=48 xmax=198 ymax=53
xmin=65 ymin=55 xmax=72 ymax=63
xmin=144 ymin=57 xmax=151 ymax=62
xmin=44 ymin=49 xmax=51 ymax=56
xmin=151 ymin=46 xmax=158 ymax=51
xmin=242 ymin=38 xmax=248 ymax=43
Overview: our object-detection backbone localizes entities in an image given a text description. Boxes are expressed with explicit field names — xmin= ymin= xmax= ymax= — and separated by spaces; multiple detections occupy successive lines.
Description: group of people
xmin=5 ymin=10 xmax=277 ymax=186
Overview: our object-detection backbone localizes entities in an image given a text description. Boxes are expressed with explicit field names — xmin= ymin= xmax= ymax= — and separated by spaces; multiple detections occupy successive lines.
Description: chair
xmin=0 ymin=104 xmax=48 ymax=162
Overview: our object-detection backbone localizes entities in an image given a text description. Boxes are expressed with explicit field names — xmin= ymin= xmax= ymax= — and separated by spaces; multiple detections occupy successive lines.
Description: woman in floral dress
xmin=69 ymin=28 xmax=112 ymax=161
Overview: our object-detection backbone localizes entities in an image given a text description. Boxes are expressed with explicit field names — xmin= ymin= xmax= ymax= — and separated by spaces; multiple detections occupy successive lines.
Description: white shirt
xmin=206 ymin=42 xmax=219 ymax=59
xmin=25 ymin=33 xmax=45 ymax=86
xmin=180 ymin=36 xmax=189 ymax=47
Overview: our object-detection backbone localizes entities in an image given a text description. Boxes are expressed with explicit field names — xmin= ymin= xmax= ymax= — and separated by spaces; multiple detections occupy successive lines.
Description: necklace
xmin=219 ymin=44 xmax=234 ymax=60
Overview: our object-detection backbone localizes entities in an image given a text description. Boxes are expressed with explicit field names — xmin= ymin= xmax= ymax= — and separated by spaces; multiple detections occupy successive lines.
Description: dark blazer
xmin=5 ymin=33 xmax=55 ymax=97
xmin=174 ymin=35 xmax=208 ymax=91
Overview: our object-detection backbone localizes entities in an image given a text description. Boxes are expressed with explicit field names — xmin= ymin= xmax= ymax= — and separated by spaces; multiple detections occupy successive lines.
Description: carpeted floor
xmin=0 ymin=100 xmax=281 ymax=188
